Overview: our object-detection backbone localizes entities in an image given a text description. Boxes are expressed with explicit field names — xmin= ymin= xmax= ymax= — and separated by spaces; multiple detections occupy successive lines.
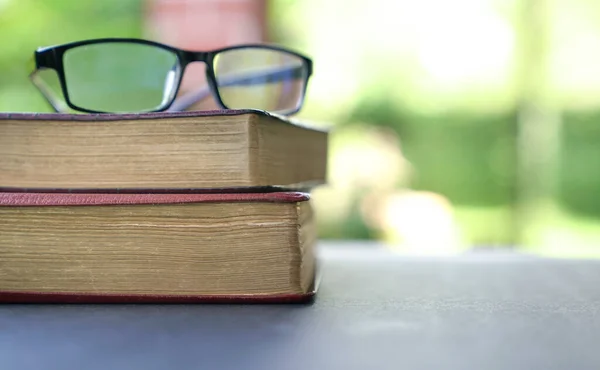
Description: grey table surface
xmin=1 ymin=242 xmax=600 ymax=370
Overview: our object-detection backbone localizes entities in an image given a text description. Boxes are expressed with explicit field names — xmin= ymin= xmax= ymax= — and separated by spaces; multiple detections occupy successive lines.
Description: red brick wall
xmin=143 ymin=0 xmax=268 ymax=109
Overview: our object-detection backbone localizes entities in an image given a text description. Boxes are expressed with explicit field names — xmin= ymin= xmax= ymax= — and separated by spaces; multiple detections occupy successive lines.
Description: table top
xmin=2 ymin=242 xmax=600 ymax=370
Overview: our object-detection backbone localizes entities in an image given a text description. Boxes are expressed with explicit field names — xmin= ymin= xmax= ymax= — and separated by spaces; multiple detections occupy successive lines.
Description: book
xmin=0 ymin=109 xmax=328 ymax=192
xmin=0 ymin=191 xmax=317 ymax=303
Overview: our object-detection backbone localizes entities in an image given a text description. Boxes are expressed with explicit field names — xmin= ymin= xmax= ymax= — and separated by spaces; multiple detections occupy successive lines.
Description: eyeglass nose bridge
xmin=168 ymin=50 xmax=223 ymax=112
xmin=181 ymin=51 xmax=211 ymax=66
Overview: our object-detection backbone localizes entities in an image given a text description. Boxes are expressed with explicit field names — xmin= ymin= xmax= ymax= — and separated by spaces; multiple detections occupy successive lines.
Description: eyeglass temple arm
xmin=168 ymin=64 xmax=305 ymax=112
xmin=30 ymin=72 xmax=71 ymax=113
xmin=29 ymin=55 xmax=70 ymax=113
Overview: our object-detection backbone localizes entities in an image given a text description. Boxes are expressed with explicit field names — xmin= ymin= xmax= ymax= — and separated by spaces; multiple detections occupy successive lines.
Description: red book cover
xmin=0 ymin=191 xmax=318 ymax=304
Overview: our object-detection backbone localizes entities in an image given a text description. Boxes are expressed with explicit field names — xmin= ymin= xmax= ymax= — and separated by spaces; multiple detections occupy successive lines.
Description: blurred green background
xmin=2 ymin=0 xmax=600 ymax=257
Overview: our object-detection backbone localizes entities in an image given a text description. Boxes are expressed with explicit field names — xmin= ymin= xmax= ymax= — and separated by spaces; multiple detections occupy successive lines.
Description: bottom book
xmin=0 ymin=192 xmax=317 ymax=303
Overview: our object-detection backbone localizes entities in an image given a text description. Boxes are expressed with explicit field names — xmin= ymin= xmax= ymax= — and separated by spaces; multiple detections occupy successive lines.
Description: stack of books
xmin=0 ymin=109 xmax=328 ymax=303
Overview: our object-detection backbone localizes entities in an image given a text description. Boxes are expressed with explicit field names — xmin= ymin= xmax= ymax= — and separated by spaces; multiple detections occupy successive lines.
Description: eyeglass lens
xmin=63 ymin=42 xmax=181 ymax=113
xmin=213 ymin=48 xmax=307 ymax=113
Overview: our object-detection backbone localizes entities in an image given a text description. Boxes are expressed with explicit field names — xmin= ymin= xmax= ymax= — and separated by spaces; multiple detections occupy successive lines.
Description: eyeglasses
xmin=29 ymin=38 xmax=313 ymax=115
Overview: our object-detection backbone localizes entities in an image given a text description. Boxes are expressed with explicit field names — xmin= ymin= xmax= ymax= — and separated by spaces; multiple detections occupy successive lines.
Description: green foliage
xmin=0 ymin=0 xmax=143 ymax=112
xmin=345 ymin=97 xmax=518 ymax=207
xmin=340 ymin=93 xmax=600 ymax=246
xmin=400 ymin=113 xmax=518 ymax=207
xmin=558 ymin=110 xmax=600 ymax=216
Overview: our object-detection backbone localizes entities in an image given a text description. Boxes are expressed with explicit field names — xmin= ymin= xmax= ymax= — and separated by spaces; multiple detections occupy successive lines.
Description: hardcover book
xmin=0 ymin=109 xmax=328 ymax=192
xmin=0 ymin=191 xmax=317 ymax=303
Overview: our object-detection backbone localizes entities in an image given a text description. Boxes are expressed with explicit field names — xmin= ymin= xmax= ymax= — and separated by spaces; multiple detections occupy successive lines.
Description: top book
xmin=0 ymin=110 xmax=328 ymax=191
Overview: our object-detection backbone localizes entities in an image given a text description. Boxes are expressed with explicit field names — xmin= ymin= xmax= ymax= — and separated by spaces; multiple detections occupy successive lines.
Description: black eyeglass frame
xmin=30 ymin=38 xmax=313 ymax=115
